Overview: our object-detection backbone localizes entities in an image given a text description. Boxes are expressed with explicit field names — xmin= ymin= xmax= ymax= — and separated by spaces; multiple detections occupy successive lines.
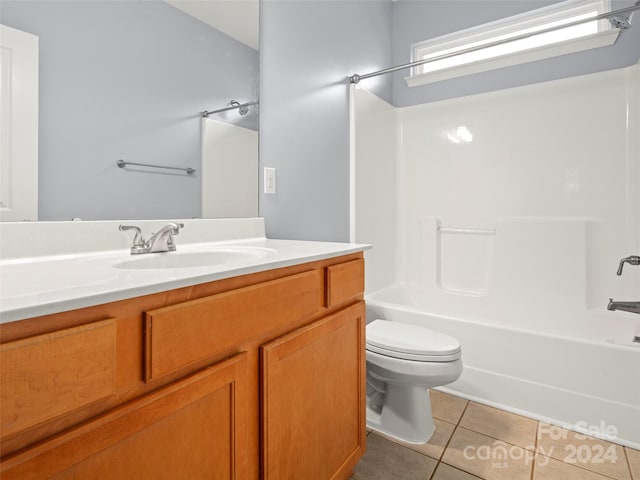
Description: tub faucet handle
xmin=617 ymin=255 xmax=640 ymax=276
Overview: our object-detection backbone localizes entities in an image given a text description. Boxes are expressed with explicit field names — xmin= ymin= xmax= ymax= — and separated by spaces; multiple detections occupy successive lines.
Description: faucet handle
xmin=617 ymin=255 xmax=640 ymax=275
xmin=119 ymin=225 xmax=147 ymax=253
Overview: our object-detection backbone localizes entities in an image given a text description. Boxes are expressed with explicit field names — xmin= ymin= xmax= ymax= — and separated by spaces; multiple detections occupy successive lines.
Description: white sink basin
xmin=114 ymin=247 xmax=275 ymax=270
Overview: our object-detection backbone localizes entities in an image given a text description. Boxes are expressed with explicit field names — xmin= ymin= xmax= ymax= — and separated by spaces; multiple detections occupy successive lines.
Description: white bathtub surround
xmin=351 ymin=86 xmax=397 ymax=293
xmin=352 ymin=62 xmax=640 ymax=448
xmin=0 ymin=218 xmax=369 ymax=323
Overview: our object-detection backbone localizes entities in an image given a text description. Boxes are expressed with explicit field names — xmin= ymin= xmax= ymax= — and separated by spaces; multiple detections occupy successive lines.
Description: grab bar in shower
xmin=438 ymin=226 xmax=496 ymax=236
xmin=116 ymin=159 xmax=196 ymax=175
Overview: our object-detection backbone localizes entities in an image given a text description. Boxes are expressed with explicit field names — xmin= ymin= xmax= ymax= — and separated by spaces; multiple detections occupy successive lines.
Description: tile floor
xmin=351 ymin=390 xmax=639 ymax=480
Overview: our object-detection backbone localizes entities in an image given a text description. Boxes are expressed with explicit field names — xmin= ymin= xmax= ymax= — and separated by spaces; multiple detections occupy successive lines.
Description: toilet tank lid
xmin=366 ymin=319 xmax=461 ymax=356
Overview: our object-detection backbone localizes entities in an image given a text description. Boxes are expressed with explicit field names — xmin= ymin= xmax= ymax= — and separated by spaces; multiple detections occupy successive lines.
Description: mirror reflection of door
xmin=0 ymin=24 xmax=38 ymax=221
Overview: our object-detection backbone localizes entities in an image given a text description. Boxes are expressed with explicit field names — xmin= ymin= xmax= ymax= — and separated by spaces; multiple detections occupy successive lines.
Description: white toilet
xmin=366 ymin=319 xmax=463 ymax=444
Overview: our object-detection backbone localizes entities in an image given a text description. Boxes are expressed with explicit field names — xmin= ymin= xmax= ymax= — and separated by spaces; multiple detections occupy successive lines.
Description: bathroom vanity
xmin=0 ymin=219 xmax=368 ymax=480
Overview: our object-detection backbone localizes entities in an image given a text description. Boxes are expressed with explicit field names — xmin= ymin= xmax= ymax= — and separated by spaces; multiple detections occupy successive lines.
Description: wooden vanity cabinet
xmin=0 ymin=253 xmax=365 ymax=480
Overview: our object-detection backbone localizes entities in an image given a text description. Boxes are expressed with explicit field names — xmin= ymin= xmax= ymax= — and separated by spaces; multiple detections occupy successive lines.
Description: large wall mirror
xmin=0 ymin=0 xmax=259 ymax=221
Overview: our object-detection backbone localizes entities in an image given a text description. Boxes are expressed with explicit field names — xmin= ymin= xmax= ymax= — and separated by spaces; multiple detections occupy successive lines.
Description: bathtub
xmin=366 ymin=284 xmax=640 ymax=449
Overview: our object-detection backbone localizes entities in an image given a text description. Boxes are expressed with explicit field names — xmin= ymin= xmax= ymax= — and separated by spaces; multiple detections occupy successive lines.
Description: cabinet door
xmin=261 ymin=302 xmax=366 ymax=480
xmin=1 ymin=352 xmax=249 ymax=480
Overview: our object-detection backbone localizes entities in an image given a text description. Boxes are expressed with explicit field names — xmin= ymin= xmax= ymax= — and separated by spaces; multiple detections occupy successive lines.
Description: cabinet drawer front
xmin=145 ymin=270 xmax=320 ymax=381
xmin=0 ymin=319 xmax=116 ymax=438
xmin=325 ymin=258 xmax=365 ymax=307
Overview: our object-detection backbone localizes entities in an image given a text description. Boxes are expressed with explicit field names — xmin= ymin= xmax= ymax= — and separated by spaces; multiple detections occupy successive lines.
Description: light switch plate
xmin=264 ymin=167 xmax=276 ymax=194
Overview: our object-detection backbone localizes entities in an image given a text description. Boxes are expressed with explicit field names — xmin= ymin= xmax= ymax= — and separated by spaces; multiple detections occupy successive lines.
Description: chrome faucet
xmin=607 ymin=254 xmax=640 ymax=315
xmin=607 ymin=299 xmax=640 ymax=314
xmin=119 ymin=222 xmax=184 ymax=254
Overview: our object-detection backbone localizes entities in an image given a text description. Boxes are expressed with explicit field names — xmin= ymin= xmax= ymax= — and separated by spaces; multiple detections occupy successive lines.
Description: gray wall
xmin=391 ymin=0 xmax=640 ymax=106
xmin=260 ymin=0 xmax=640 ymax=243
xmin=1 ymin=0 xmax=258 ymax=221
xmin=259 ymin=0 xmax=393 ymax=242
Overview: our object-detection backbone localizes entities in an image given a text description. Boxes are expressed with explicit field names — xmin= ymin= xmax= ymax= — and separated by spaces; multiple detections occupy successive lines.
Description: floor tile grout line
xmin=427 ymin=461 xmax=439 ymax=480
xmin=444 ymin=426 xmax=534 ymax=480
xmin=624 ymin=448 xmax=634 ymax=480
xmin=438 ymin=461 xmax=488 ymax=480
xmin=428 ymin=416 xmax=463 ymax=480
xmin=456 ymin=399 xmax=471 ymax=427
xmin=425 ymin=394 xmax=471 ymax=480
xmin=459 ymin=401 xmax=539 ymax=451
xmin=454 ymin=424 xmax=537 ymax=453
xmin=431 ymin=460 xmax=487 ymax=480
xmin=433 ymin=399 xmax=494 ymax=480
xmin=531 ymin=421 xmax=541 ymax=480
xmin=438 ymin=424 xmax=457 ymax=462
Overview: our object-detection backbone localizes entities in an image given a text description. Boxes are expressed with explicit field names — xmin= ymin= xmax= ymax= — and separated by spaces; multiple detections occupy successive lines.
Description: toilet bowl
xmin=366 ymin=319 xmax=463 ymax=444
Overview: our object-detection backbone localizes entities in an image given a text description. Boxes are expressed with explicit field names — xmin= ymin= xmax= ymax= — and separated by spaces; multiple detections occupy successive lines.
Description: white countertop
xmin=0 ymin=219 xmax=369 ymax=324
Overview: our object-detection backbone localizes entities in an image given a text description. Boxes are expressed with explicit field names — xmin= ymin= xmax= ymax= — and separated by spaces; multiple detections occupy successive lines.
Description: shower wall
xmin=352 ymin=90 xmax=397 ymax=292
xmin=354 ymin=61 xmax=640 ymax=325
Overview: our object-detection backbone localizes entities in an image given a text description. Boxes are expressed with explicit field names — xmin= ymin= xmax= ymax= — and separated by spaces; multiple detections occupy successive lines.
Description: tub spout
xmin=607 ymin=299 xmax=640 ymax=314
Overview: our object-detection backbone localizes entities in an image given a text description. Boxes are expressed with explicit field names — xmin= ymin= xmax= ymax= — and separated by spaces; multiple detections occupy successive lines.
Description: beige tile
xmin=442 ymin=427 xmax=533 ymax=480
xmin=536 ymin=423 xmax=631 ymax=480
xmin=625 ymin=447 xmax=640 ymax=480
xmin=534 ymin=454 xmax=613 ymax=480
xmin=431 ymin=390 xmax=468 ymax=424
xmin=352 ymin=433 xmax=437 ymax=480
xmin=377 ymin=418 xmax=456 ymax=460
xmin=459 ymin=402 xmax=537 ymax=450
xmin=432 ymin=462 xmax=483 ymax=480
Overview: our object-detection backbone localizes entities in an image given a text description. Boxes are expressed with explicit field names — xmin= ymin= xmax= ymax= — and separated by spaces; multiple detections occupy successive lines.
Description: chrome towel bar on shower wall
xmin=116 ymin=159 xmax=196 ymax=175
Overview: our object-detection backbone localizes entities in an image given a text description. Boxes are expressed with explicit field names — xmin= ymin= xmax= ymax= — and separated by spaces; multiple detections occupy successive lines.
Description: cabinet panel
xmin=0 ymin=319 xmax=116 ymax=438
xmin=261 ymin=302 xmax=366 ymax=480
xmin=1 ymin=352 xmax=249 ymax=480
xmin=325 ymin=259 xmax=365 ymax=307
xmin=145 ymin=270 xmax=320 ymax=381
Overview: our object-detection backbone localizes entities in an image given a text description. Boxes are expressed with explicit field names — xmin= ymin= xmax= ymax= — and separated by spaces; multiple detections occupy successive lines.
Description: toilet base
xmin=366 ymin=383 xmax=435 ymax=444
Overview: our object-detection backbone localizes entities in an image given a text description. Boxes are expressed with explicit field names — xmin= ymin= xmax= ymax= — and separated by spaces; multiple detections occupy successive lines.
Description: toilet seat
xmin=366 ymin=319 xmax=461 ymax=362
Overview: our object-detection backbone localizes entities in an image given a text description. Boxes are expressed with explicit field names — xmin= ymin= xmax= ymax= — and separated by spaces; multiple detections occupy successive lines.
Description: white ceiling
xmin=164 ymin=0 xmax=259 ymax=50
